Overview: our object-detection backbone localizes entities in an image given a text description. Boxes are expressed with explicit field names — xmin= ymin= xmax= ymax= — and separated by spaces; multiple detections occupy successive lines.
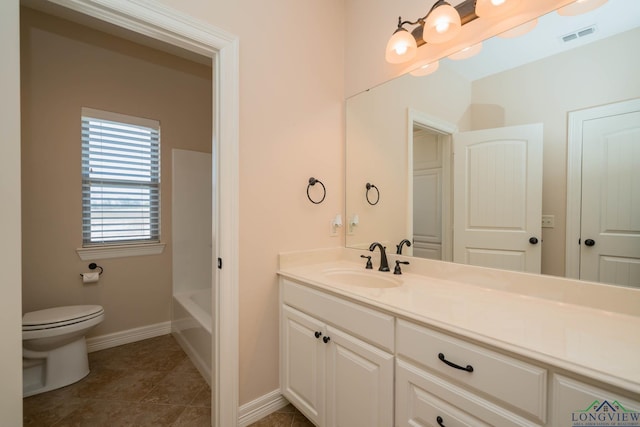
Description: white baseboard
xmin=238 ymin=389 xmax=289 ymax=427
xmin=86 ymin=321 xmax=172 ymax=353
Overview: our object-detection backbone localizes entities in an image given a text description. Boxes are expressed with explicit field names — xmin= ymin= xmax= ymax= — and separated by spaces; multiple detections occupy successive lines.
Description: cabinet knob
xmin=584 ymin=239 xmax=595 ymax=246
xmin=322 ymin=336 xmax=331 ymax=344
xmin=529 ymin=237 xmax=539 ymax=245
xmin=314 ymin=331 xmax=322 ymax=339
xmin=436 ymin=416 xmax=446 ymax=427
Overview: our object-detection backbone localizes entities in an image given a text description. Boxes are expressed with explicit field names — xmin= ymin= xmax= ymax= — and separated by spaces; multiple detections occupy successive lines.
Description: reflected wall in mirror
xmin=346 ymin=0 xmax=640 ymax=286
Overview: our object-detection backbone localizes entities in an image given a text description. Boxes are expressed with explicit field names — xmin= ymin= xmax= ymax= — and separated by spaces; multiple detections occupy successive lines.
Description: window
xmin=81 ymin=108 xmax=160 ymax=246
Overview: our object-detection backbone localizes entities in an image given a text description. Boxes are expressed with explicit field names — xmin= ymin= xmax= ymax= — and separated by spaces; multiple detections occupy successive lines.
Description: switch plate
xmin=541 ymin=215 xmax=555 ymax=228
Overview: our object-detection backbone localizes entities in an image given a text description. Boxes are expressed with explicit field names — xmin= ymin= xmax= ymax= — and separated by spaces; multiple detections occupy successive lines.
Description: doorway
xmin=408 ymin=109 xmax=454 ymax=262
xmin=18 ymin=1 xmax=239 ymax=426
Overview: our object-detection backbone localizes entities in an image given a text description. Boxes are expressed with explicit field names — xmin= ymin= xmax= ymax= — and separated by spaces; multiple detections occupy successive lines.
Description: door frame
xmin=33 ymin=1 xmax=240 ymax=425
xmin=565 ymin=98 xmax=640 ymax=279
xmin=407 ymin=109 xmax=456 ymax=261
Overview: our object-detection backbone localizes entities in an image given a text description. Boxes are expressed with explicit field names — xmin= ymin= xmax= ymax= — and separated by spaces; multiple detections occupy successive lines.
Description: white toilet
xmin=22 ymin=305 xmax=105 ymax=397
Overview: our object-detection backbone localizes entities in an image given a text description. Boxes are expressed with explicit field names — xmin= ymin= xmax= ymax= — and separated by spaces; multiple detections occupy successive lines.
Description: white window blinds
xmin=81 ymin=108 xmax=160 ymax=246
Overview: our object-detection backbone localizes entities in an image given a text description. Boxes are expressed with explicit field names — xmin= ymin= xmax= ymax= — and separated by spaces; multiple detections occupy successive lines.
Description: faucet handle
xmin=360 ymin=255 xmax=373 ymax=269
xmin=393 ymin=260 xmax=410 ymax=275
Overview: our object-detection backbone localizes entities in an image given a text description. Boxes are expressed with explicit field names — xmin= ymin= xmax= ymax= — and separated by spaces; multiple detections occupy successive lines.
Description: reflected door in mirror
xmin=453 ymin=124 xmax=543 ymax=273
xmin=580 ymin=107 xmax=640 ymax=287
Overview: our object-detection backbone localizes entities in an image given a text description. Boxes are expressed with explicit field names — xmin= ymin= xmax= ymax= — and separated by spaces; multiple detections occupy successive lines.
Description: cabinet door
xmin=325 ymin=326 xmax=394 ymax=427
xmin=281 ymin=305 xmax=325 ymax=426
xmin=552 ymin=375 xmax=640 ymax=426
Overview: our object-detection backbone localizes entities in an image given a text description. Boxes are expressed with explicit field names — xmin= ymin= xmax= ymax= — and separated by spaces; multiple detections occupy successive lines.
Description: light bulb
xmin=435 ymin=19 xmax=450 ymax=34
xmin=423 ymin=3 xmax=461 ymax=44
xmin=385 ymin=29 xmax=417 ymax=64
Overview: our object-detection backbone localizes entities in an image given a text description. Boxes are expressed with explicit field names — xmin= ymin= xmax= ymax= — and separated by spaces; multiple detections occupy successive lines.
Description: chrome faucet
xmin=369 ymin=242 xmax=390 ymax=272
xmin=396 ymin=239 xmax=412 ymax=254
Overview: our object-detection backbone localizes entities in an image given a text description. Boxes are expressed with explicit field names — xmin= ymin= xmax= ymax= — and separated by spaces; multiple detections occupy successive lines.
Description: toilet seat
xmin=23 ymin=305 xmax=104 ymax=331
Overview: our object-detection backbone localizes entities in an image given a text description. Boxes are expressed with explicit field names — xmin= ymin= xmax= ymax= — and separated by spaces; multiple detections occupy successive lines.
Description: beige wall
xmin=154 ymin=0 xmax=346 ymax=405
xmin=0 ymin=0 xmax=24 ymax=423
xmin=20 ymin=8 xmax=212 ymax=336
xmin=471 ymin=28 xmax=640 ymax=276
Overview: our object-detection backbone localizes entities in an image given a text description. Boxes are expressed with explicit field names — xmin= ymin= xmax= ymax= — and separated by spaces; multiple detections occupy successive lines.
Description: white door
xmin=281 ymin=306 xmax=325 ymax=426
xmin=580 ymin=110 xmax=640 ymax=287
xmin=325 ymin=326 xmax=394 ymax=427
xmin=453 ymin=124 xmax=543 ymax=273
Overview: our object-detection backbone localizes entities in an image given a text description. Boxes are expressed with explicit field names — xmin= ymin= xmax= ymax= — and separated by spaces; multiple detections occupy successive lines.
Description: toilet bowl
xmin=22 ymin=305 xmax=104 ymax=397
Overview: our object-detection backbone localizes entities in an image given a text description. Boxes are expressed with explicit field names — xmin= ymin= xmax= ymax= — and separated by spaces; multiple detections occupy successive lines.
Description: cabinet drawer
xmin=397 ymin=319 xmax=547 ymax=422
xmin=282 ymin=279 xmax=394 ymax=352
xmin=396 ymin=359 xmax=541 ymax=427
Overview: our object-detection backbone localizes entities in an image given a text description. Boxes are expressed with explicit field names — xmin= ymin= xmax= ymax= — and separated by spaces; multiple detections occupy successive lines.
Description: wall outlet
xmin=541 ymin=215 xmax=555 ymax=228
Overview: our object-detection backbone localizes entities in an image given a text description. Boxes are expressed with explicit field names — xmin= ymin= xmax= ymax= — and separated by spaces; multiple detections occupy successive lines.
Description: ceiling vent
xmin=561 ymin=25 xmax=597 ymax=43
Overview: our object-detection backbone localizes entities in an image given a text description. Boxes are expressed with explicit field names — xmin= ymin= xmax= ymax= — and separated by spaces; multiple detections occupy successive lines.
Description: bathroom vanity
xmin=278 ymin=248 xmax=640 ymax=427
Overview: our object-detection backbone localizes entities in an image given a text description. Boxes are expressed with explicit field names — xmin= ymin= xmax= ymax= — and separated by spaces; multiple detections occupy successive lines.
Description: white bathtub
xmin=172 ymin=289 xmax=212 ymax=385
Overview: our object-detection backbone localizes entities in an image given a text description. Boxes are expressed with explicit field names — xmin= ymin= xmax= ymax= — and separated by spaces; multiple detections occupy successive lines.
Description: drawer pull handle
xmin=314 ymin=331 xmax=322 ymax=339
xmin=438 ymin=353 xmax=474 ymax=372
xmin=323 ymin=336 xmax=331 ymax=343
xmin=436 ymin=416 xmax=446 ymax=427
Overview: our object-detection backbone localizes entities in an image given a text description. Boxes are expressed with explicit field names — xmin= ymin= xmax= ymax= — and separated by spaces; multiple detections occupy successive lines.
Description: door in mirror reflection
xmin=580 ymin=107 xmax=640 ymax=287
xmin=452 ymin=123 xmax=543 ymax=273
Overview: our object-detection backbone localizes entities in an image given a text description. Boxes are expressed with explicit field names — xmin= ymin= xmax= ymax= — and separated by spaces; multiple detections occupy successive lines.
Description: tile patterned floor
xmin=23 ymin=335 xmax=211 ymax=426
xmin=23 ymin=334 xmax=313 ymax=427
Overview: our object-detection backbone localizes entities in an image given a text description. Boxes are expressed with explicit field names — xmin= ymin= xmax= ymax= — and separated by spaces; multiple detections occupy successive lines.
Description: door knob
xmin=584 ymin=239 xmax=595 ymax=246
xmin=529 ymin=237 xmax=539 ymax=244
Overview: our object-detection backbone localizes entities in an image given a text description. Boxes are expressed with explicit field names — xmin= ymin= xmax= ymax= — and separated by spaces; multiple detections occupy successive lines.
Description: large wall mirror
xmin=346 ymin=0 xmax=640 ymax=287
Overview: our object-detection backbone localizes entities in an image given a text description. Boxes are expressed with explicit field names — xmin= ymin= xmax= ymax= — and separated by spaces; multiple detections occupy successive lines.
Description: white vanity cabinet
xmin=279 ymin=269 xmax=640 ymax=427
xmin=280 ymin=279 xmax=394 ymax=427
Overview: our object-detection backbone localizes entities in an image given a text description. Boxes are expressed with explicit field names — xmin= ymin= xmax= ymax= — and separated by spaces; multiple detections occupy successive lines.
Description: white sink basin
xmin=322 ymin=268 xmax=402 ymax=288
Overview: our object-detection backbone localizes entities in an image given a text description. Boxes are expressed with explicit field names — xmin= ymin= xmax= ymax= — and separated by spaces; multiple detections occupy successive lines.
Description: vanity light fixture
xmin=386 ymin=0 xmax=469 ymax=64
xmin=475 ymin=0 xmax=521 ymax=18
xmin=448 ymin=42 xmax=483 ymax=60
xmin=557 ymin=0 xmax=608 ymax=16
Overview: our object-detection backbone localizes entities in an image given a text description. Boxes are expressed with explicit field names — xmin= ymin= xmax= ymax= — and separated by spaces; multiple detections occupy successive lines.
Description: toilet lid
xmin=23 ymin=305 xmax=104 ymax=330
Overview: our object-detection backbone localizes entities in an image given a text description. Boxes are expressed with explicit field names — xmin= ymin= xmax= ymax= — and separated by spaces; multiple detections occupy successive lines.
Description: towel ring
xmin=80 ymin=263 xmax=103 ymax=277
xmin=366 ymin=182 xmax=380 ymax=205
xmin=307 ymin=177 xmax=326 ymax=204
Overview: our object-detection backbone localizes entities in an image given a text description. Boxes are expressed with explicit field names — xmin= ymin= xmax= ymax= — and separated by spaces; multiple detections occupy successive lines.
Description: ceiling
xmin=444 ymin=0 xmax=640 ymax=81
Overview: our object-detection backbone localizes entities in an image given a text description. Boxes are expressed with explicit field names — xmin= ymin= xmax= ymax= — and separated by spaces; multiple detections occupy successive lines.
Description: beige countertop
xmin=278 ymin=248 xmax=640 ymax=395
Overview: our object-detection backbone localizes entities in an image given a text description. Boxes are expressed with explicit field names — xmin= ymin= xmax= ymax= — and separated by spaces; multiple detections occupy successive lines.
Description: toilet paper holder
xmin=80 ymin=263 xmax=103 ymax=278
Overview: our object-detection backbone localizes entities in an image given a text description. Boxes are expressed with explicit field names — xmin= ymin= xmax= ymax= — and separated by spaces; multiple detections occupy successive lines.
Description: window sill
xmin=76 ymin=243 xmax=165 ymax=260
